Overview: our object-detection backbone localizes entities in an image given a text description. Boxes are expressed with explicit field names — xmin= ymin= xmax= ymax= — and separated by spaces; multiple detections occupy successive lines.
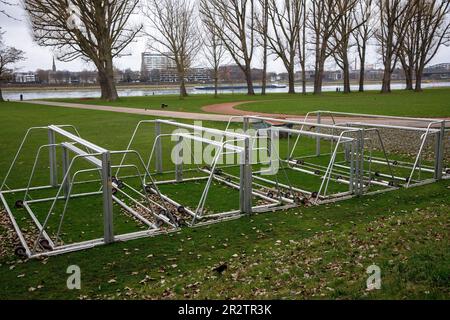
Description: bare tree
xmin=143 ymin=0 xmax=200 ymax=98
xmin=256 ymin=0 xmax=270 ymax=95
xmin=397 ymin=19 xmax=416 ymax=90
xmin=375 ymin=0 xmax=414 ymax=93
xmin=0 ymin=28 xmax=26 ymax=102
xmin=201 ymin=9 xmax=228 ymax=98
xmin=331 ymin=0 xmax=361 ymax=94
xmin=308 ymin=0 xmax=340 ymax=94
xmin=413 ymin=0 xmax=450 ymax=92
xmin=353 ymin=0 xmax=375 ymax=92
xmin=297 ymin=0 xmax=307 ymax=95
xmin=256 ymin=0 xmax=303 ymax=94
xmin=200 ymin=0 xmax=256 ymax=95
xmin=24 ymin=0 xmax=140 ymax=101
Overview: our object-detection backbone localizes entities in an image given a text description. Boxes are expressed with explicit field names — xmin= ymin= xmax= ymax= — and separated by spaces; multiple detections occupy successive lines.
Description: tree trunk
xmin=214 ymin=69 xmax=219 ymax=98
xmin=381 ymin=68 xmax=392 ymax=94
xmin=245 ymin=67 xmax=255 ymax=95
xmin=401 ymin=59 xmax=413 ymax=90
xmin=359 ymin=45 xmax=366 ymax=92
xmin=180 ymin=77 xmax=188 ymax=98
xmin=301 ymin=0 xmax=306 ymax=95
xmin=261 ymin=0 xmax=268 ymax=96
xmin=405 ymin=70 xmax=413 ymax=90
xmin=178 ymin=65 xmax=188 ymax=98
xmin=359 ymin=63 xmax=365 ymax=92
xmin=314 ymin=59 xmax=324 ymax=95
xmin=98 ymin=71 xmax=108 ymax=99
xmin=298 ymin=46 xmax=306 ymax=94
xmin=288 ymin=68 xmax=296 ymax=94
xmin=415 ymin=68 xmax=423 ymax=92
xmin=261 ymin=50 xmax=267 ymax=96
xmin=98 ymin=58 xmax=119 ymax=101
xmin=342 ymin=59 xmax=351 ymax=94
xmin=0 ymin=87 xmax=4 ymax=102
xmin=301 ymin=69 xmax=306 ymax=95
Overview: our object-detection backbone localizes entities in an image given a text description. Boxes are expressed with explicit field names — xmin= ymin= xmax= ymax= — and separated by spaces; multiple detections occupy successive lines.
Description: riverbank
xmin=3 ymin=81 xmax=450 ymax=101
xmin=3 ymin=79 xmax=449 ymax=92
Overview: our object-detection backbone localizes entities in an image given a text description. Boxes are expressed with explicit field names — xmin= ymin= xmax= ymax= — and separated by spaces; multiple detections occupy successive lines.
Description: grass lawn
xmin=0 ymin=101 xmax=449 ymax=300
xmin=52 ymin=87 xmax=450 ymax=117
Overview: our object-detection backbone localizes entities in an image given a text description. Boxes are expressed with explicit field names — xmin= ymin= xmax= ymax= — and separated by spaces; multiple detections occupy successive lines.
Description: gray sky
xmin=1 ymin=1 xmax=449 ymax=73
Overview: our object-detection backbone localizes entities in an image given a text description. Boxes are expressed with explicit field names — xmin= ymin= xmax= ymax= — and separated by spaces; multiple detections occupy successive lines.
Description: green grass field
xmin=0 ymin=101 xmax=449 ymax=300
xmin=54 ymin=88 xmax=450 ymax=117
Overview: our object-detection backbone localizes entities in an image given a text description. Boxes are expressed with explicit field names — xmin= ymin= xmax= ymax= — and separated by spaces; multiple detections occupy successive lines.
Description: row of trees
xmin=2 ymin=0 xmax=448 ymax=101
xmin=200 ymin=0 xmax=449 ymax=96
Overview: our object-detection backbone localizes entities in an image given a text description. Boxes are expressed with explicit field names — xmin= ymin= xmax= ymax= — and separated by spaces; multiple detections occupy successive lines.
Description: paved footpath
xmin=24 ymin=100 xmax=234 ymax=122
xmin=23 ymin=100 xmax=449 ymax=128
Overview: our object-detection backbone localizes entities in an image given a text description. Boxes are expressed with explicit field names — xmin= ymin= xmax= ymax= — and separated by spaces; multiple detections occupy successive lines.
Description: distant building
xmin=14 ymin=72 xmax=38 ymax=83
xmin=141 ymin=53 xmax=176 ymax=74
xmin=219 ymin=65 xmax=263 ymax=83
xmin=187 ymin=68 xmax=212 ymax=83
xmin=141 ymin=52 xmax=212 ymax=83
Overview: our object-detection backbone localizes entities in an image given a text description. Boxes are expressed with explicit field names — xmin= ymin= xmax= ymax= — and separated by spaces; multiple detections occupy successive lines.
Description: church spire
xmin=52 ymin=57 xmax=56 ymax=72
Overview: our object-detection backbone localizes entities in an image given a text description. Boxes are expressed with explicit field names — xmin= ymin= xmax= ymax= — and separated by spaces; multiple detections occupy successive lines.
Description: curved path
xmin=202 ymin=101 xmax=286 ymax=117
xmin=202 ymin=101 xmax=450 ymax=128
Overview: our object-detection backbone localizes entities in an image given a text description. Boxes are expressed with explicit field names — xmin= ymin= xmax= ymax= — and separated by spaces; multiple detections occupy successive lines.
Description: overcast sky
xmin=1 ymin=1 xmax=449 ymax=73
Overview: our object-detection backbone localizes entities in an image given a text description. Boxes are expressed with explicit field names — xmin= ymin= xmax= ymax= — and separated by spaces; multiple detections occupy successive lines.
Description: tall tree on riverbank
xmin=308 ymin=0 xmax=340 ymax=94
xmin=375 ymin=0 xmax=414 ymax=93
xmin=0 ymin=28 xmax=25 ymax=102
xmin=143 ymin=0 xmax=200 ymax=98
xmin=411 ymin=0 xmax=450 ymax=92
xmin=297 ymin=0 xmax=307 ymax=95
xmin=353 ymin=0 xmax=375 ymax=92
xmin=331 ymin=0 xmax=361 ymax=94
xmin=256 ymin=0 xmax=303 ymax=94
xmin=256 ymin=0 xmax=269 ymax=95
xmin=200 ymin=0 xmax=256 ymax=95
xmin=201 ymin=8 xmax=228 ymax=98
xmin=397 ymin=19 xmax=416 ymax=91
xmin=395 ymin=1 xmax=449 ymax=92
xmin=24 ymin=0 xmax=140 ymax=101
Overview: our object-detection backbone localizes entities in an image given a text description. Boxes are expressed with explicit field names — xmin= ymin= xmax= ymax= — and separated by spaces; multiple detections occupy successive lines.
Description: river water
xmin=4 ymin=81 xmax=450 ymax=101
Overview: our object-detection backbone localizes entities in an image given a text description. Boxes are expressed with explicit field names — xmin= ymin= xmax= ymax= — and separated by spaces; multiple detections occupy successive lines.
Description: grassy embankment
xmin=0 ymin=101 xmax=448 ymax=300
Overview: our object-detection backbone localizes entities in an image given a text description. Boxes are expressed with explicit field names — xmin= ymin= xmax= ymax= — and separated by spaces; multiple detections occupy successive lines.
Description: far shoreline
xmin=3 ymin=79 xmax=450 ymax=92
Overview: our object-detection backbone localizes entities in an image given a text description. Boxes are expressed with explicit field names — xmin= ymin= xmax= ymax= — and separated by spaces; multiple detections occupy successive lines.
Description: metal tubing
xmin=22 ymin=202 xmax=55 ymax=249
xmin=435 ymin=122 xmax=445 ymax=180
xmin=242 ymin=137 xmax=253 ymax=214
xmin=62 ymin=145 xmax=71 ymax=198
xmin=112 ymin=196 xmax=157 ymax=229
xmin=0 ymin=193 xmax=32 ymax=257
xmin=312 ymin=110 xmax=445 ymax=123
xmin=48 ymin=125 xmax=108 ymax=153
xmin=345 ymin=122 xmax=440 ymax=133
xmin=407 ymin=122 xmax=441 ymax=187
xmin=101 ymin=152 xmax=114 ymax=244
xmin=48 ymin=129 xmax=58 ymax=187
xmin=155 ymin=122 xmax=163 ymax=174
xmin=175 ymin=135 xmax=183 ymax=183
xmin=316 ymin=113 xmax=321 ymax=156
